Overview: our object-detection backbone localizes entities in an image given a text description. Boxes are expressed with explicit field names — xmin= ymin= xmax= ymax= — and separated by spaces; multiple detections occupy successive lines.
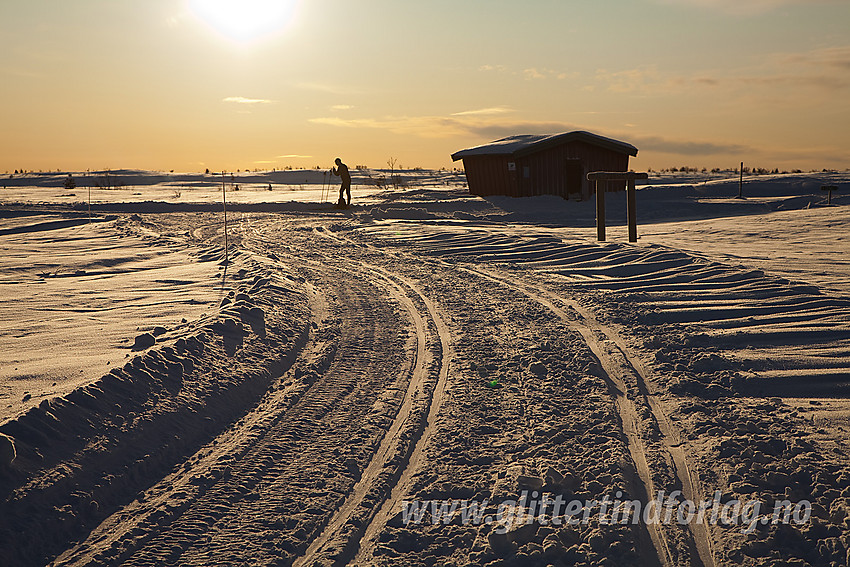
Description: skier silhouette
xmin=332 ymin=158 xmax=351 ymax=207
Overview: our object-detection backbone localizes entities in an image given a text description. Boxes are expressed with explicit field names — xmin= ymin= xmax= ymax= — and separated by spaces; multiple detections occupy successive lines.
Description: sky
xmin=1 ymin=0 xmax=849 ymax=173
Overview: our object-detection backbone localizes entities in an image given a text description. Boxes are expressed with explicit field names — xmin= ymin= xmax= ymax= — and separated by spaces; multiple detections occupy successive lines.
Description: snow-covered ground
xmin=1 ymin=169 xmax=848 ymax=566
xmin=0 ymin=217 xmax=221 ymax=422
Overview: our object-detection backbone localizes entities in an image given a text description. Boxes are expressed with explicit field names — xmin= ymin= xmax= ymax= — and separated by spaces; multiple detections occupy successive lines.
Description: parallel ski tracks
xmin=360 ymin=223 xmax=848 ymax=564
xmin=467 ymin=265 xmax=714 ymax=567
xmin=53 ymin=229 xmax=422 ymax=566
xmin=298 ymin=226 xmax=454 ymax=566
xmin=309 ymin=223 xmax=710 ymax=565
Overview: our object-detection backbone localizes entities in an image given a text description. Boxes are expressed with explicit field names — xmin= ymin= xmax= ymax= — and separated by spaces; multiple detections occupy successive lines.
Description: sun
xmin=189 ymin=0 xmax=298 ymax=44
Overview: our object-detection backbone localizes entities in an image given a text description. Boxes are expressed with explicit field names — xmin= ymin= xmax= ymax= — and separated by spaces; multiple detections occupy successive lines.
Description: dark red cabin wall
xmin=518 ymin=142 xmax=631 ymax=198
xmin=462 ymin=156 xmax=518 ymax=197
xmin=462 ymin=142 xmax=631 ymax=198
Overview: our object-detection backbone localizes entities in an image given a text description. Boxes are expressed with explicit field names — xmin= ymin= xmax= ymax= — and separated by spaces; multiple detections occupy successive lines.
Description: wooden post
xmin=821 ymin=185 xmax=838 ymax=205
xmin=596 ymin=178 xmax=606 ymax=242
xmin=222 ymin=171 xmax=228 ymax=265
xmin=738 ymin=162 xmax=744 ymax=199
xmin=627 ymin=176 xmax=637 ymax=243
xmin=587 ymin=171 xmax=648 ymax=243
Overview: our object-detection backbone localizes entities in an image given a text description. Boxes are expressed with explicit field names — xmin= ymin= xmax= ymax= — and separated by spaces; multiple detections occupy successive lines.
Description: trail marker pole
xmin=738 ymin=161 xmax=744 ymax=199
xmin=821 ymin=185 xmax=838 ymax=205
xmin=587 ymin=171 xmax=648 ymax=243
xmin=596 ymin=179 xmax=607 ymax=241
xmin=221 ymin=171 xmax=228 ymax=265
xmin=87 ymin=185 xmax=91 ymax=223
xmin=626 ymin=176 xmax=638 ymax=243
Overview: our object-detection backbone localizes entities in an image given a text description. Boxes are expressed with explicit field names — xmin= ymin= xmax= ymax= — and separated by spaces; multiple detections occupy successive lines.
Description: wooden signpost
xmin=587 ymin=171 xmax=649 ymax=243
xmin=821 ymin=185 xmax=838 ymax=205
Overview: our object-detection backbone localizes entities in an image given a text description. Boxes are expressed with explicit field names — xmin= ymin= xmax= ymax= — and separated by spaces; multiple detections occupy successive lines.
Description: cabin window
xmin=523 ymin=166 xmax=530 ymax=179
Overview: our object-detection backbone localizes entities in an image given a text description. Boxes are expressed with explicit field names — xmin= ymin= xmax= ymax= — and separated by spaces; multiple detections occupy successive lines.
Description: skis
xmin=321 ymin=168 xmax=349 ymax=209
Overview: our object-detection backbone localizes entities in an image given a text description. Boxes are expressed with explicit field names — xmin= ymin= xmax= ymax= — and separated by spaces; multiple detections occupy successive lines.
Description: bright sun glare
xmin=189 ymin=0 xmax=297 ymax=43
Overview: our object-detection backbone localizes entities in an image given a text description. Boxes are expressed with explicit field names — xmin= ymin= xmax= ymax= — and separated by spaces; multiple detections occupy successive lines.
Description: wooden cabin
xmin=451 ymin=131 xmax=638 ymax=200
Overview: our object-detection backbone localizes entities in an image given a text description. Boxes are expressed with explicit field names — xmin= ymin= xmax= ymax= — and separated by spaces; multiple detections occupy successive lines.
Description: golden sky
xmin=2 ymin=0 xmax=849 ymax=173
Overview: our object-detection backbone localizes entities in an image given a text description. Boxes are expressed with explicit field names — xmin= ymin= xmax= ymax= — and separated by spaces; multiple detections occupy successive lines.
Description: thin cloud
xmin=310 ymin=115 xmax=469 ymax=138
xmin=631 ymin=135 xmax=752 ymax=155
xmin=312 ymin=115 xmax=580 ymax=143
xmin=779 ymin=45 xmax=850 ymax=74
xmin=743 ymin=74 xmax=849 ymax=91
xmin=222 ymin=96 xmax=273 ymax=104
xmin=310 ymin=114 xmax=582 ymax=141
xmin=277 ymin=154 xmax=313 ymax=159
xmin=523 ymin=68 xmax=547 ymax=80
xmin=451 ymin=106 xmax=514 ymax=116
xmin=332 ymin=104 xmax=354 ymax=111
xmin=464 ymin=121 xmax=584 ymax=140
xmin=765 ymin=145 xmax=850 ymax=165
xmin=480 ymin=64 xmax=574 ymax=80
xmin=732 ymin=46 xmax=850 ymax=93
xmin=594 ymin=46 xmax=850 ymax=98
xmin=522 ymin=67 xmax=575 ymax=80
xmin=595 ymin=66 xmax=661 ymax=93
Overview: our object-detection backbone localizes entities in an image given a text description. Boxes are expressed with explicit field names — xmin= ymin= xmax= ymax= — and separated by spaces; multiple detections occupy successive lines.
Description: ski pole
xmin=324 ymin=169 xmax=329 ymax=203
xmin=323 ymin=168 xmax=331 ymax=203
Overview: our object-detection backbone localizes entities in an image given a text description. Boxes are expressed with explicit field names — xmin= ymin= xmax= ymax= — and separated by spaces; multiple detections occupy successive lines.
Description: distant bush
xmin=364 ymin=171 xmax=387 ymax=189
xmin=94 ymin=170 xmax=117 ymax=190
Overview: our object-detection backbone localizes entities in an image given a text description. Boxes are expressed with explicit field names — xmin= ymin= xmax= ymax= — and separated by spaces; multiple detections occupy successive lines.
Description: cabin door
xmin=565 ymin=159 xmax=583 ymax=199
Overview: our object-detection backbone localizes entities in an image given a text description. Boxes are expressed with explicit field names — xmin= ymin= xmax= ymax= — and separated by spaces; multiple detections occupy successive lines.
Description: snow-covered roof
xmin=451 ymin=131 xmax=638 ymax=161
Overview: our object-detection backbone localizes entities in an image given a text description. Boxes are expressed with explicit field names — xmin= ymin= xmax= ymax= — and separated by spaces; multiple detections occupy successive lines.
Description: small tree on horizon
xmin=387 ymin=157 xmax=399 ymax=190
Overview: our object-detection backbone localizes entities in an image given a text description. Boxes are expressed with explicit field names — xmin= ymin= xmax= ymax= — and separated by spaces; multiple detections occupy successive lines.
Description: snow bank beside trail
xmin=0 ymin=217 xmax=221 ymax=423
xmin=0 ymin=267 xmax=310 ymax=566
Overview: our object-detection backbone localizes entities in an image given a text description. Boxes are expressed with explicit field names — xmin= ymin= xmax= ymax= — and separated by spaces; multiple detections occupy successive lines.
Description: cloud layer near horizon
xmin=310 ymin=112 xmax=750 ymax=157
